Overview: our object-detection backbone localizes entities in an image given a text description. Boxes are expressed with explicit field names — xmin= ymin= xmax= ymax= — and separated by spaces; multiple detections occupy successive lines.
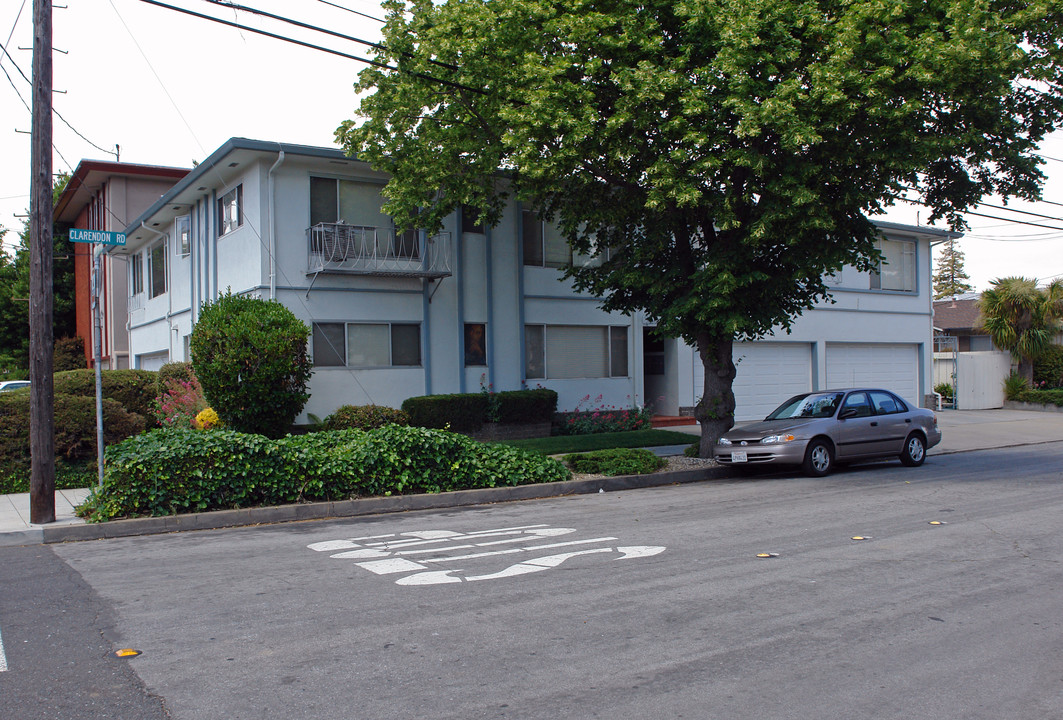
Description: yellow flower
xmin=195 ymin=407 xmax=222 ymax=430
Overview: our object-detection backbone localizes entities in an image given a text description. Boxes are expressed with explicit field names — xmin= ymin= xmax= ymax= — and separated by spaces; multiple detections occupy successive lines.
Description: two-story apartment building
xmin=114 ymin=138 xmax=953 ymax=422
xmin=53 ymin=159 xmax=190 ymax=369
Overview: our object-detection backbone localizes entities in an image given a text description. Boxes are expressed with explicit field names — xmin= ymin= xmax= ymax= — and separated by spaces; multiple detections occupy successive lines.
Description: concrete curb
xmin=37 ymin=466 xmax=731 ymax=544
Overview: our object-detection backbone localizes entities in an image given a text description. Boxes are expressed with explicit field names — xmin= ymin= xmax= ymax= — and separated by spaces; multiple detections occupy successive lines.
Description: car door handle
xmin=905 ymin=418 xmax=912 ymax=423
xmin=870 ymin=421 xmax=878 ymax=426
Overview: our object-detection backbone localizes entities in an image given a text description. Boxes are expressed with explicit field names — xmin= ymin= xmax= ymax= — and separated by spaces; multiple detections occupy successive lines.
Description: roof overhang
xmin=53 ymin=160 xmax=190 ymax=224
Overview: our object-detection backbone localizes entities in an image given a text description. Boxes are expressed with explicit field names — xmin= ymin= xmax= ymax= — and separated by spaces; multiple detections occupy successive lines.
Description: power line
xmin=140 ymin=0 xmax=484 ymax=95
xmin=315 ymin=0 xmax=384 ymax=24
xmin=203 ymin=0 xmax=460 ymax=71
xmin=1 ymin=39 xmax=112 ymax=162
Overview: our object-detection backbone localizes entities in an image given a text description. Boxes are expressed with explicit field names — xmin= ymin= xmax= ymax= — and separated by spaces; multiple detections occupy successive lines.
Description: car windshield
xmin=766 ymin=392 xmax=844 ymax=420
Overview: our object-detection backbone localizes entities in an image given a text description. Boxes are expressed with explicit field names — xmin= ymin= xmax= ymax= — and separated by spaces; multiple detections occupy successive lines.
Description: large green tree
xmin=0 ymin=174 xmax=76 ymax=375
xmin=979 ymin=277 xmax=1063 ymax=382
xmin=933 ymin=236 xmax=974 ymax=299
xmin=338 ymin=0 xmax=1063 ymax=453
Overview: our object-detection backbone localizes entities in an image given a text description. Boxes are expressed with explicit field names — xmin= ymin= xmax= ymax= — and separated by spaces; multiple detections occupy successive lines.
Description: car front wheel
xmin=900 ymin=433 xmax=926 ymax=467
xmin=802 ymin=439 xmax=834 ymax=477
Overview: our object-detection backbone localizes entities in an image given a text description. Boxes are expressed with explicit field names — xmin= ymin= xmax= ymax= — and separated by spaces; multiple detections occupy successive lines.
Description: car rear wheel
xmin=802 ymin=439 xmax=833 ymax=477
xmin=900 ymin=433 xmax=926 ymax=467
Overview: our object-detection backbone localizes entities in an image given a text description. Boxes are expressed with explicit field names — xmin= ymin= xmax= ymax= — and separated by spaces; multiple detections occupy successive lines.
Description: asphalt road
xmin=3 ymin=443 xmax=1063 ymax=720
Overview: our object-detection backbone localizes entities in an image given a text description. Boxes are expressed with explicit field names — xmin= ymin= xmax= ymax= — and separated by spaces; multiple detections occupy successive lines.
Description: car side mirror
xmin=839 ymin=408 xmax=858 ymax=420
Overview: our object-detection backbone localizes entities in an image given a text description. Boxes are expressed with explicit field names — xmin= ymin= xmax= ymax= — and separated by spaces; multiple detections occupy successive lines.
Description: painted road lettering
xmin=308 ymin=524 xmax=665 ymax=585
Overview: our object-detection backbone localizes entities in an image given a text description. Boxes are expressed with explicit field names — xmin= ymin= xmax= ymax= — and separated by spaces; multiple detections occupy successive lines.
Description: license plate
xmin=731 ymin=451 xmax=748 ymax=463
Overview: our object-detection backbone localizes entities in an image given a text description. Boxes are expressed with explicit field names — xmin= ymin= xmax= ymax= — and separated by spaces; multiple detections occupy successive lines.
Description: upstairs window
xmin=130 ymin=253 xmax=144 ymax=295
xmin=870 ymin=237 xmax=915 ymax=292
xmin=461 ymin=204 xmax=486 ymax=234
xmin=522 ymin=209 xmax=571 ymax=268
xmin=176 ymin=215 xmax=191 ymax=257
xmin=218 ymin=185 xmax=242 ymax=236
xmin=149 ymin=239 xmax=167 ymax=298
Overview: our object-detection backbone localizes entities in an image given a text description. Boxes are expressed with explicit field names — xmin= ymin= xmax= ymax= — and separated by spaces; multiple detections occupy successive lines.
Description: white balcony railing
xmin=307 ymin=223 xmax=451 ymax=279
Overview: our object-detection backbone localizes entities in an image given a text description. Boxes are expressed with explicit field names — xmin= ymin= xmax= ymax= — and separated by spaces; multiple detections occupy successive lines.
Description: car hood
xmin=723 ymin=418 xmax=822 ymax=441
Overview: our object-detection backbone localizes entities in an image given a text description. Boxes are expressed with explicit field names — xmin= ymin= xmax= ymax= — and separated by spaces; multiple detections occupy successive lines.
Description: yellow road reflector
xmin=929 ymin=521 xmax=947 ymax=526
xmin=851 ymin=536 xmax=870 ymax=541
xmin=756 ymin=552 xmax=779 ymax=558
xmin=113 ymin=649 xmax=142 ymax=658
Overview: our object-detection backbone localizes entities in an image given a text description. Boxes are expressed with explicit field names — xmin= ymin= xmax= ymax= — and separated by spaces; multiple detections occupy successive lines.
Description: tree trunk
xmin=694 ymin=332 xmax=736 ymax=458
xmin=1018 ymin=358 xmax=1034 ymax=384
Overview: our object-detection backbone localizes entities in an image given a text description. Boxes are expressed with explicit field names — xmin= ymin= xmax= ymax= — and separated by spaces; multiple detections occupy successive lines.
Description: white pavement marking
xmin=355 ymin=558 xmax=428 ymax=575
xmin=310 ymin=524 xmax=666 ymax=586
xmin=0 ymin=626 xmax=7 ymax=672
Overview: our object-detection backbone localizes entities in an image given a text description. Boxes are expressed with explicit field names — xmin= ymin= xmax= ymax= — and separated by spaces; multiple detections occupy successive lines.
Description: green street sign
xmin=69 ymin=228 xmax=126 ymax=246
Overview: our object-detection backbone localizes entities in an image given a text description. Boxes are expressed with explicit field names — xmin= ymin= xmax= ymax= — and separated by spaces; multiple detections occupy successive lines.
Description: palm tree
xmin=979 ymin=277 xmax=1063 ymax=382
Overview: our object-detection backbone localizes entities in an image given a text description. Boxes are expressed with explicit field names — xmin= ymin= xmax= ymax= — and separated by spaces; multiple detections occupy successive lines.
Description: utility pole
xmin=30 ymin=0 xmax=55 ymax=523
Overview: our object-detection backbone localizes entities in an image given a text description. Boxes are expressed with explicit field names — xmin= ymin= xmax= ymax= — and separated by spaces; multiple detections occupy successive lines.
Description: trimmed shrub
xmin=495 ymin=389 xmax=557 ymax=424
xmin=1013 ymin=388 xmax=1063 ymax=407
xmin=54 ymin=336 xmax=86 ymax=371
xmin=0 ymin=391 xmax=145 ymax=493
xmin=76 ymin=425 xmax=570 ymax=521
xmin=322 ymin=405 xmax=409 ymax=431
xmin=402 ymin=393 xmax=489 ymax=431
xmin=53 ymin=369 xmax=159 ymax=424
xmin=1033 ymin=345 xmax=1063 ymax=388
xmin=190 ymin=291 xmax=313 ymax=438
xmin=402 ymin=389 xmax=558 ymax=431
xmin=562 ymin=448 xmax=666 ymax=476
xmin=157 ymin=361 xmax=195 ymax=389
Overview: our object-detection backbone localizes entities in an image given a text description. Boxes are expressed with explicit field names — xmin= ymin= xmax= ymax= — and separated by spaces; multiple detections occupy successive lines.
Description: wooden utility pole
xmin=29 ymin=0 xmax=55 ymax=523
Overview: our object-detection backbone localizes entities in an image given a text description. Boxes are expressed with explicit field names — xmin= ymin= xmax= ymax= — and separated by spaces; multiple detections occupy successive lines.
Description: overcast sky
xmin=2 ymin=0 xmax=1062 ymax=292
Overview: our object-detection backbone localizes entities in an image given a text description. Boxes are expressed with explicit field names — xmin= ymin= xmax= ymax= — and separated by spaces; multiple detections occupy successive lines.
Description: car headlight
xmin=717 ymin=437 xmax=732 ymax=445
xmin=761 ymin=434 xmax=796 ymax=444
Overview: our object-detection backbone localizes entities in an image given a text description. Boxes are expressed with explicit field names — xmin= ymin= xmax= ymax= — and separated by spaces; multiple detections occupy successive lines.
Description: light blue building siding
xmin=116 ymin=138 xmax=952 ymax=423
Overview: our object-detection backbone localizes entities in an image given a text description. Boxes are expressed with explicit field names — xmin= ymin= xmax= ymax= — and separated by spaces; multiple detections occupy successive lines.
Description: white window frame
xmin=148 ymin=238 xmax=167 ymax=299
xmin=524 ymin=324 xmax=628 ymax=379
xmin=522 ymin=209 xmax=572 ymax=269
xmin=218 ymin=185 xmax=242 ymax=236
xmin=311 ymin=322 xmax=422 ymax=368
xmin=176 ymin=215 xmax=191 ymax=257
xmin=870 ymin=237 xmax=916 ymax=292
xmin=130 ymin=252 xmax=144 ymax=296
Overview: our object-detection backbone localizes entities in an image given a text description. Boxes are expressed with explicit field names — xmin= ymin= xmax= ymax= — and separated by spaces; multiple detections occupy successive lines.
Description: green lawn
xmin=495 ymin=429 xmax=698 ymax=455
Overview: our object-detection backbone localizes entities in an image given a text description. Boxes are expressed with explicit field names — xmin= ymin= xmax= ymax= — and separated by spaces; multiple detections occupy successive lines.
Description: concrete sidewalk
xmin=2 ymin=408 xmax=1061 ymax=547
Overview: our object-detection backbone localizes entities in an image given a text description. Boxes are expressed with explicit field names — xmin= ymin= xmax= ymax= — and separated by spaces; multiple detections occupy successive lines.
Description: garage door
xmin=826 ymin=343 xmax=919 ymax=406
xmin=136 ymin=351 xmax=170 ymax=372
xmin=693 ymin=342 xmax=812 ymax=421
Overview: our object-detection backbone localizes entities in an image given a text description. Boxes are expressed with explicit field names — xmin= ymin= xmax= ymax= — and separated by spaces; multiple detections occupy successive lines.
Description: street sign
xmin=69 ymin=228 xmax=126 ymax=246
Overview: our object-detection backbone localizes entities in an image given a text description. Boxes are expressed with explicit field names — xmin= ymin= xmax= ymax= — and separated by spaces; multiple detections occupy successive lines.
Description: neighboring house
xmin=53 ymin=160 xmax=190 ymax=369
xmin=115 ymin=138 xmax=951 ymax=422
xmin=933 ymin=295 xmax=996 ymax=352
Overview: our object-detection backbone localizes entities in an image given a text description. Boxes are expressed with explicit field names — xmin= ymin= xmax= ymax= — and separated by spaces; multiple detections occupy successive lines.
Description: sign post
xmin=70 ymin=229 xmax=114 ymax=487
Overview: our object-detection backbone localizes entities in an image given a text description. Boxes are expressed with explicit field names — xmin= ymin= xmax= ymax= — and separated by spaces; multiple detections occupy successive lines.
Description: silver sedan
xmin=714 ymin=388 xmax=941 ymax=477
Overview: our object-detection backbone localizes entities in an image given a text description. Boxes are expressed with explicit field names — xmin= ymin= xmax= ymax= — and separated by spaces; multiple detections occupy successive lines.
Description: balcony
xmin=307 ymin=223 xmax=452 ymax=279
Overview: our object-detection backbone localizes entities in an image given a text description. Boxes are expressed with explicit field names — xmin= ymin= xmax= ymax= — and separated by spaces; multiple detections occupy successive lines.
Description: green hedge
xmin=53 ymin=369 xmax=159 ymax=424
xmin=1034 ymin=345 xmax=1063 ymax=388
xmin=322 ymin=405 xmax=409 ymax=431
xmin=1014 ymin=388 xmax=1063 ymax=407
xmin=563 ymin=448 xmax=666 ymax=476
xmin=0 ymin=392 xmax=146 ymax=493
xmin=76 ymin=424 xmax=571 ymax=521
xmin=402 ymin=394 xmax=489 ymax=431
xmin=401 ymin=389 xmax=557 ymax=431
xmin=495 ymin=389 xmax=557 ymax=424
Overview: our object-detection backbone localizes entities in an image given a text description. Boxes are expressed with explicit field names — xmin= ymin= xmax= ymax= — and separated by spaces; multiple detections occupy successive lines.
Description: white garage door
xmin=136 ymin=351 xmax=169 ymax=372
xmin=731 ymin=342 xmax=813 ymax=420
xmin=826 ymin=343 xmax=919 ymax=406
